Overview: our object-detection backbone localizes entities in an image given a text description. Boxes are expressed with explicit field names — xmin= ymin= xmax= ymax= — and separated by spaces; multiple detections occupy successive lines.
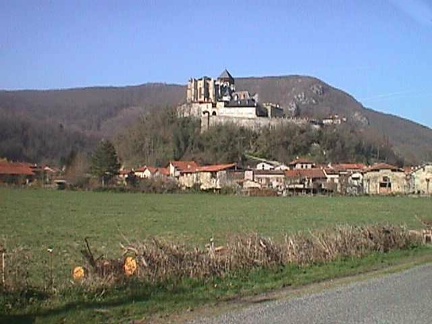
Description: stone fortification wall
xmin=177 ymin=103 xmax=206 ymax=118
xmin=201 ymin=115 xmax=307 ymax=132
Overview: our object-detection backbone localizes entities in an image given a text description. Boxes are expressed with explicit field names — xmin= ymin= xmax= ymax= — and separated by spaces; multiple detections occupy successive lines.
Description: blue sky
xmin=1 ymin=0 xmax=431 ymax=127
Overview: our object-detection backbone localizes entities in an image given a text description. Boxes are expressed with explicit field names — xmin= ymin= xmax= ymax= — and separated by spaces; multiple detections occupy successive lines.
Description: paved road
xmin=191 ymin=263 xmax=432 ymax=324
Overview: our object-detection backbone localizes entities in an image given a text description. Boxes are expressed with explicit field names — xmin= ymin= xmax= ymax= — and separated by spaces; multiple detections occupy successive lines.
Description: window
xmin=379 ymin=176 xmax=391 ymax=189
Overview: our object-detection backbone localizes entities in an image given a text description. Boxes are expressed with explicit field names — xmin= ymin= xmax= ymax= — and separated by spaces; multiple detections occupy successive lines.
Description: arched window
xmin=212 ymin=111 xmax=217 ymax=116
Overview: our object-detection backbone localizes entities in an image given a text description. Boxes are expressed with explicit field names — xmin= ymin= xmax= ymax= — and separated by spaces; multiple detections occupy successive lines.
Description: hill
xmin=0 ymin=84 xmax=184 ymax=134
xmin=0 ymin=76 xmax=431 ymax=164
xmin=0 ymin=84 xmax=184 ymax=164
xmin=237 ymin=76 xmax=432 ymax=163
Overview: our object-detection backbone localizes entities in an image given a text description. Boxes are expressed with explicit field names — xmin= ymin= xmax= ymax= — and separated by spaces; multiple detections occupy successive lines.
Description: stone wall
xmin=200 ymin=115 xmax=308 ymax=132
xmin=177 ymin=102 xmax=206 ymax=118
xmin=217 ymin=106 xmax=257 ymax=118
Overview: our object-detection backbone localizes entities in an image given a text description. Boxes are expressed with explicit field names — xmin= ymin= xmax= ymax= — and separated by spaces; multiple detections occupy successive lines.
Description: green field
xmin=1 ymin=188 xmax=432 ymax=322
xmin=1 ymin=188 xmax=430 ymax=281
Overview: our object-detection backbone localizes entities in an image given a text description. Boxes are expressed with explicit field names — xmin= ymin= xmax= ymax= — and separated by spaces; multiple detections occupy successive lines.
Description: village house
xmin=255 ymin=161 xmax=289 ymax=171
xmin=403 ymin=167 xmax=416 ymax=193
xmin=256 ymin=161 xmax=277 ymax=170
xmin=274 ymin=164 xmax=289 ymax=171
xmin=177 ymin=169 xmax=199 ymax=189
xmin=324 ymin=163 xmax=366 ymax=195
xmin=118 ymin=169 xmax=133 ymax=182
xmin=158 ymin=167 xmax=170 ymax=177
xmin=285 ymin=168 xmax=327 ymax=194
xmin=177 ymin=163 xmax=241 ymax=190
xmin=411 ymin=163 xmax=432 ymax=195
xmin=134 ymin=166 xmax=159 ymax=179
xmin=134 ymin=166 xmax=147 ymax=178
xmin=363 ymin=163 xmax=406 ymax=195
xmin=345 ymin=171 xmax=364 ymax=195
xmin=197 ymin=163 xmax=239 ymax=190
xmin=169 ymin=161 xmax=200 ymax=178
xmin=242 ymin=179 xmax=262 ymax=190
xmin=119 ymin=166 xmax=170 ymax=184
xmin=288 ymin=158 xmax=315 ymax=170
xmin=43 ymin=166 xmax=62 ymax=184
xmin=332 ymin=163 xmax=366 ymax=173
xmin=274 ymin=164 xmax=290 ymax=171
xmin=323 ymin=166 xmax=340 ymax=192
xmin=246 ymin=169 xmax=286 ymax=191
xmin=0 ymin=161 xmax=35 ymax=184
xmin=119 ymin=169 xmax=131 ymax=178
xmin=125 ymin=159 xmax=429 ymax=196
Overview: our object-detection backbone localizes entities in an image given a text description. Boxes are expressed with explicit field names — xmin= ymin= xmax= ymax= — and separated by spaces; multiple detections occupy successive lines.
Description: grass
xmin=1 ymin=187 xmax=431 ymax=322
xmin=0 ymin=188 xmax=430 ymax=279
xmin=3 ymin=247 xmax=432 ymax=323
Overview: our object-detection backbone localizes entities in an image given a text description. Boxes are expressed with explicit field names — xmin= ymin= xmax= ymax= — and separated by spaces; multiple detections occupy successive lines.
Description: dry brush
xmin=0 ymin=224 xmax=425 ymax=292
xmin=77 ymin=224 xmax=423 ymax=285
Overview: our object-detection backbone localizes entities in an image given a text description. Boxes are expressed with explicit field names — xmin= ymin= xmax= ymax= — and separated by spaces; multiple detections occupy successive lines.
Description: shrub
xmin=75 ymin=224 xmax=422 ymax=285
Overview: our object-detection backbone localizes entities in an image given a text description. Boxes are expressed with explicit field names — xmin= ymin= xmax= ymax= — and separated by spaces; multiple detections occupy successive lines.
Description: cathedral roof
xmin=218 ymin=69 xmax=234 ymax=80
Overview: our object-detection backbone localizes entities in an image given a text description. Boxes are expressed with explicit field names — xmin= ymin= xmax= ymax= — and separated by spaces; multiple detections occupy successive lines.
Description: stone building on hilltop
xmin=181 ymin=69 xmax=284 ymax=120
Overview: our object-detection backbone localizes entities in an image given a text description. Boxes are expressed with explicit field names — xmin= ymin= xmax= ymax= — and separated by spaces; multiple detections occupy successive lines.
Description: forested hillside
xmin=0 ymin=84 xmax=184 ymax=164
xmin=0 ymin=84 xmax=184 ymax=134
xmin=362 ymin=108 xmax=432 ymax=163
xmin=115 ymin=108 xmax=402 ymax=168
xmin=0 ymin=111 xmax=96 ymax=165
xmin=1 ymin=75 xmax=431 ymax=165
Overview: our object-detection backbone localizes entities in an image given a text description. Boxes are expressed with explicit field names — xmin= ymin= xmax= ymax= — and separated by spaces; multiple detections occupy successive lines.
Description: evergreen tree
xmin=90 ymin=140 xmax=121 ymax=186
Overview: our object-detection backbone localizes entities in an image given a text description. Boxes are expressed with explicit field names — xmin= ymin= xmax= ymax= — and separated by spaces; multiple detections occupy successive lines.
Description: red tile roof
xmin=332 ymin=163 xmax=366 ymax=171
xmin=197 ymin=163 xmax=237 ymax=172
xmin=119 ymin=169 xmax=133 ymax=175
xmin=365 ymin=163 xmax=402 ymax=172
xmin=180 ymin=163 xmax=237 ymax=173
xmin=157 ymin=167 xmax=170 ymax=176
xmin=146 ymin=166 xmax=158 ymax=174
xmin=254 ymin=169 xmax=286 ymax=175
xmin=170 ymin=161 xmax=200 ymax=172
xmin=285 ymin=168 xmax=326 ymax=179
xmin=288 ymin=158 xmax=315 ymax=166
xmin=324 ymin=167 xmax=339 ymax=175
xmin=0 ymin=162 xmax=35 ymax=176
xmin=135 ymin=166 xmax=164 ymax=175
xmin=135 ymin=166 xmax=147 ymax=172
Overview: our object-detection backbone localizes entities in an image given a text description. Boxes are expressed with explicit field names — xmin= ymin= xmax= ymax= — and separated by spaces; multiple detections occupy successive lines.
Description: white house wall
xmin=363 ymin=170 xmax=406 ymax=195
xmin=256 ymin=162 xmax=275 ymax=170
xmin=413 ymin=165 xmax=432 ymax=194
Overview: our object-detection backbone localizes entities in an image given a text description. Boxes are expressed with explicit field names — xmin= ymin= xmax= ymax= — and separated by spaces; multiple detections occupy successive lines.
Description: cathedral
xmin=185 ymin=69 xmax=283 ymax=119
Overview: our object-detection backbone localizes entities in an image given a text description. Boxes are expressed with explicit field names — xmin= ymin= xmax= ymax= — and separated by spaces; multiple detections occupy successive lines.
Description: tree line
xmin=114 ymin=107 xmax=403 ymax=168
xmin=0 ymin=111 xmax=97 ymax=165
xmin=0 ymin=105 xmax=403 ymax=175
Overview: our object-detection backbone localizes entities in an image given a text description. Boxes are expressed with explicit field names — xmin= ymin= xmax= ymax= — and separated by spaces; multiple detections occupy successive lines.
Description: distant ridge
xmin=0 ymin=76 xmax=431 ymax=164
